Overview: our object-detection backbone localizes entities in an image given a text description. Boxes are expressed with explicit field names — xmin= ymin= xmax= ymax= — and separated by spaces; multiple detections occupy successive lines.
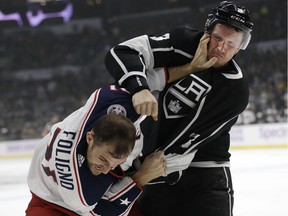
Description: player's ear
xmin=86 ymin=131 xmax=94 ymax=146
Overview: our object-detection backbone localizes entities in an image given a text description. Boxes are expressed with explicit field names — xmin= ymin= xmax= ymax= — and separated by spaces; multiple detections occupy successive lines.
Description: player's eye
xmin=211 ymin=34 xmax=223 ymax=42
xmin=99 ymin=156 xmax=109 ymax=164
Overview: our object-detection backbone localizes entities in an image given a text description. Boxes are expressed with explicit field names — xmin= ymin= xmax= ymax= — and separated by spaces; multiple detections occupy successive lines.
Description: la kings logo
xmin=163 ymin=74 xmax=211 ymax=119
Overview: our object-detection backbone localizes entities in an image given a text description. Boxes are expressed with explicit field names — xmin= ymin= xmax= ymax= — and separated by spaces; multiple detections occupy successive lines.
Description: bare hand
xmin=132 ymin=89 xmax=158 ymax=121
xmin=190 ymin=33 xmax=218 ymax=72
xmin=141 ymin=150 xmax=166 ymax=177
xmin=132 ymin=151 xmax=166 ymax=186
xmin=167 ymin=33 xmax=218 ymax=83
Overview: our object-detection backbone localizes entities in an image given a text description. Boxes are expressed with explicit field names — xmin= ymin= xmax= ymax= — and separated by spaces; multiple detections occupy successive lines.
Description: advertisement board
xmin=0 ymin=123 xmax=287 ymax=159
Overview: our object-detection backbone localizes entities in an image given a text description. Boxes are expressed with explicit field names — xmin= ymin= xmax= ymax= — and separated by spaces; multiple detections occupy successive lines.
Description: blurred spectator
xmin=0 ymin=0 xmax=286 ymax=140
xmin=41 ymin=115 xmax=60 ymax=137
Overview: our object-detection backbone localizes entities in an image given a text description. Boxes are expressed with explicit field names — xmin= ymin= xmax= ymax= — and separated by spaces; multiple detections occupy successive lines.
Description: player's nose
xmin=216 ymin=40 xmax=226 ymax=51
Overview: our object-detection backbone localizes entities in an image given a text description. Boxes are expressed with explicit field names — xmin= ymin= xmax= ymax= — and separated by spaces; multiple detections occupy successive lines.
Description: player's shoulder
xmin=169 ymin=25 xmax=203 ymax=53
xmin=98 ymin=84 xmax=139 ymax=118
xmin=216 ymin=60 xmax=249 ymax=106
xmin=219 ymin=60 xmax=248 ymax=82
xmin=102 ymin=84 xmax=130 ymax=92
xmin=170 ymin=25 xmax=203 ymax=38
xmin=99 ymin=84 xmax=131 ymax=97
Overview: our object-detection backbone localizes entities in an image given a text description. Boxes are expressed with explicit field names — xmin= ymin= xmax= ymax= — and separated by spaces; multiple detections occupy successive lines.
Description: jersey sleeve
xmin=104 ymin=26 xmax=203 ymax=94
xmin=29 ymin=85 xmax=144 ymax=215
xmin=92 ymin=176 xmax=142 ymax=216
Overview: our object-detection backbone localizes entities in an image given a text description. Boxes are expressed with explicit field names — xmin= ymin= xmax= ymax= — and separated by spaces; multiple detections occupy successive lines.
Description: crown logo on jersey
xmin=168 ymin=100 xmax=182 ymax=114
xmin=77 ymin=154 xmax=85 ymax=167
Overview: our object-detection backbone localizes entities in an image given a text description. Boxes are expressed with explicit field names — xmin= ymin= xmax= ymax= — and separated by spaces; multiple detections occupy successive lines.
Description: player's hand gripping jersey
xmin=105 ymin=26 xmax=249 ymax=175
xmin=28 ymin=85 xmax=145 ymax=216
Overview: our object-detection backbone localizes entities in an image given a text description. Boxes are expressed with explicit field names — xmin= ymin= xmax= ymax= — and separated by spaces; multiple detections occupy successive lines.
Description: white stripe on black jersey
xmin=105 ymin=26 xmax=249 ymax=171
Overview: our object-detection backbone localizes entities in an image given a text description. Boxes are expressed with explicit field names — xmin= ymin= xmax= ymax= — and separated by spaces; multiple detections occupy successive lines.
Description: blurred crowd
xmin=0 ymin=0 xmax=286 ymax=140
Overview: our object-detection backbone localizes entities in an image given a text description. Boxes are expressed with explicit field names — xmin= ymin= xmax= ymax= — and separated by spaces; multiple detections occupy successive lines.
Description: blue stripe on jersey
xmin=76 ymin=85 xmax=140 ymax=205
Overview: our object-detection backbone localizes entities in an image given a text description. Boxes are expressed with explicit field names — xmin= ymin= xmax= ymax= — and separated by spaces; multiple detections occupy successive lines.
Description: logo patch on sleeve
xmin=107 ymin=104 xmax=127 ymax=116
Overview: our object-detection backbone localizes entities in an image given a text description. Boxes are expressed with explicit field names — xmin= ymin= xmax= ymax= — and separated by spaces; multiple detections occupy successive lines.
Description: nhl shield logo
xmin=107 ymin=104 xmax=127 ymax=116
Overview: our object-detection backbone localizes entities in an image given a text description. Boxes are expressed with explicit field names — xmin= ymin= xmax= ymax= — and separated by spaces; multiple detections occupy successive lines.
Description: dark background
xmin=0 ymin=0 xmax=286 ymax=140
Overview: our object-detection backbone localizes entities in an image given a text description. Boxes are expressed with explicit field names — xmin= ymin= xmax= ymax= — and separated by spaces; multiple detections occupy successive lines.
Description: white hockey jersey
xmin=27 ymin=85 xmax=145 ymax=216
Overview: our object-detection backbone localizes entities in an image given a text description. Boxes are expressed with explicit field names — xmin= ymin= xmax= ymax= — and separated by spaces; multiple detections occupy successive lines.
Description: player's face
xmin=86 ymin=132 xmax=128 ymax=176
xmin=208 ymin=23 xmax=243 ymax=67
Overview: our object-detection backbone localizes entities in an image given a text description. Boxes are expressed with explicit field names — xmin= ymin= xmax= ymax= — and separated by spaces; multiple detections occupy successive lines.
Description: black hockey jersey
xmin=105 ymin=26 xmax=249 ymax=170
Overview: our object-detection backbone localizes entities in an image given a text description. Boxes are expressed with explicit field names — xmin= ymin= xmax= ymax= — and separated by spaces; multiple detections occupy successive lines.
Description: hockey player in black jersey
xmin=105 ymin=1 xmax=253 ymax=216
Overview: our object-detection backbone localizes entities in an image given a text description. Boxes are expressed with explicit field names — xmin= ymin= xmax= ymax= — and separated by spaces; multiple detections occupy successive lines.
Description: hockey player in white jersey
xmin=26 ymin=85 xmax=166 ymax=216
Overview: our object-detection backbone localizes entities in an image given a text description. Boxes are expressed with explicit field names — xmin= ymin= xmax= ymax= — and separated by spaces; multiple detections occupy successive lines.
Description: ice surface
xmin=0 ymin=149 xmax=287 ymax=216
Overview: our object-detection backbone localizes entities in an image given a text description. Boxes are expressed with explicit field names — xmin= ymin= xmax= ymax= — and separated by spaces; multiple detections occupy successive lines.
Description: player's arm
xmin=105 ymin=35 xmax=153 ymax=95
xmin=93 ymin=151 xmax=166 ymax=215
xmin=105 ymin=29 xmax=216 ymax=88
xmin=105 ymin=34 xmax=161 ymax=121
xmin=106 ymin=28 xmax=195 ymax=121
xmin=131 ymin=33 xmax=217 ymax=121
xmin=167 ymin=33 xmax=217 ymax=83
xmin=105 ymin=30 xmax=217 ymax=120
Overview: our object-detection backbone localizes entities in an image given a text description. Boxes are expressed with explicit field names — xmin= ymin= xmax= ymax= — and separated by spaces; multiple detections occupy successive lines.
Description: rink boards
xmin=0 ymin=123 xmax=287 ymax=159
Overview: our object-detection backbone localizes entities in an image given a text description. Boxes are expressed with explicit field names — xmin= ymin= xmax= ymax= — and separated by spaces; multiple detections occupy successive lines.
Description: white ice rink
xmin=0 ymin=148 xmax=287 ymax=216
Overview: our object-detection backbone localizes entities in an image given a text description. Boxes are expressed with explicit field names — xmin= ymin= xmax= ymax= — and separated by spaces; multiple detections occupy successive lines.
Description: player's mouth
xmin=88 ymin=164 xmax=104 ymax=175
xmin=96 ymin=165 xmax=102 ymax=170
xmin=93 ymin=164 xmax=103 ymax=172
xmin=212 ymin=52 xmax=224 ymax=59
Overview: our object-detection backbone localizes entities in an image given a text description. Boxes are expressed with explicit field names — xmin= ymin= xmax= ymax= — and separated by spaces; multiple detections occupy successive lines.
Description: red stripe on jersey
xmin=72 ymin=89 xmax=101 ymax=207
xmin=164 ymin=65 xmax=169 ymax=84
xmin=108 ymin=166 xmax=125 ymax=178
xmin=108 ymin=181 xmax=135 ymax=201
xmin=109 ymin=84 xmax=129 ymax=93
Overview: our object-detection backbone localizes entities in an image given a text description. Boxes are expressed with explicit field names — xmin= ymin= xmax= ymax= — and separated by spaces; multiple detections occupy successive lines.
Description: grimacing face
xmin=86 ymin=131 xmax=128 ymax=176
xmin=208 ymin=23 xmax=244 ymax=68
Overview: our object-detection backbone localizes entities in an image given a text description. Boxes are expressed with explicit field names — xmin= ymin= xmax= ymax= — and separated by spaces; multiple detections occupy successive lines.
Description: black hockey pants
xmin=139 ymin=166 xmax=234 ymax=216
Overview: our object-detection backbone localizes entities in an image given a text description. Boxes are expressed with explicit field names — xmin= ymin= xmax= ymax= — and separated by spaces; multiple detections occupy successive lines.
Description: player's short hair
xmin=91 ymin=114 xmax=136 ymax=158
